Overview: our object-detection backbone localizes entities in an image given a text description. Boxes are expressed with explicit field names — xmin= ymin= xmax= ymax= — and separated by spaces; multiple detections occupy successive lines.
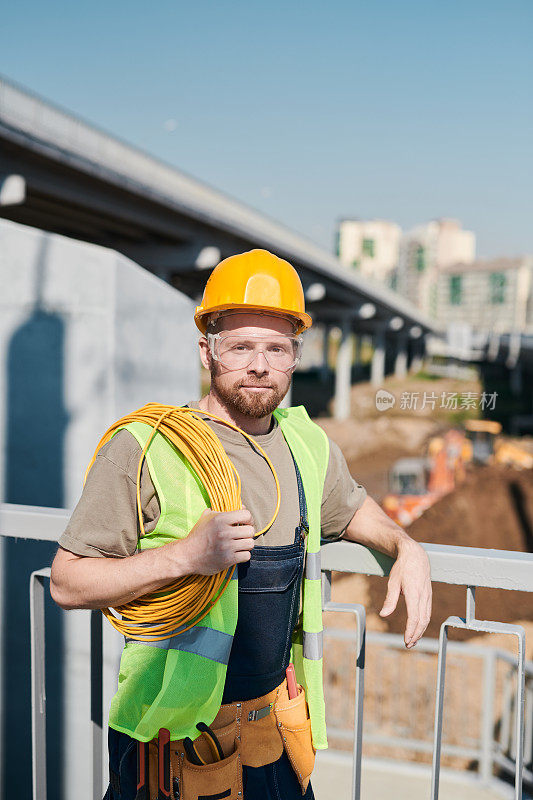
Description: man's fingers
xmin=217 ymin=508 xmax=254 ymax=526
xmin=228 ymin=524 xmax=256 ymax=540
xmin=406 ymin=614 xmax=425 ymax=647
xmin=406 ymin=590 xmax=432 ymax=647
xmin=233 ymin=537 xmax=255 ymax=553
xmin=379 ymin=579 xmax=401 ymax=616
xmin=234 ymin=549 xmax=252 ymax=563
xmin=403 ymin=588 xmax=421 ymax=644
xmin=404 ymin=614 xmax=419 ymax=645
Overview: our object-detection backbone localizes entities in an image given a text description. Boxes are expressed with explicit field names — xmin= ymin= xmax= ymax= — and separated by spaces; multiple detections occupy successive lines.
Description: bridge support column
xmin=394 ymin=334 xmax=408 ymax=379
xmin=510 ymin=364 xmax=523 ymax=396
xmin=353 ymin=334 xmax=361 ymax=367
xmin=334 ymin=319 xmax=353 ymax=420
xmin=409 ymin=337 xmax=426 ymax=374
xmin=371 ymin=328 xmax=386 ymax=387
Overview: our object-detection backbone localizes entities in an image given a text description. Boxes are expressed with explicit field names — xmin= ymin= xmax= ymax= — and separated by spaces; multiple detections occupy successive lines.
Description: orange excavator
xmin=382 ymin=420 xmax=533 ymax=527
xmin=382 ymin=429 xmax=470 ymax=527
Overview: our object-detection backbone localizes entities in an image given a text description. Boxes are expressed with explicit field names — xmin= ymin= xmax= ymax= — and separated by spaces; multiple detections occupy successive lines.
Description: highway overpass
xmin=0 ymin=75 xmax=438 ymax=417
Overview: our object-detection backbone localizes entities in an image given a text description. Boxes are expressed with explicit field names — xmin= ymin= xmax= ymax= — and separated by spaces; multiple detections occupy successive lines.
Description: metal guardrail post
xmin=91 ymin=610 xmax=103 ymax=800
xmin=30 ymin=568 xmax=51 ymax=800
xmin=480 ymin=647 xmax=497 ymax=783
xmin=322 ymin=569 xmax=366 ymax=800
xmin=30 ymin=569 xmax=104 ymax=800
xmin=500 ymin=665 xmax=515 ymax=756
xmin=524 ymin=678 xmax=533 ymax=775
xmin=430 ymin=586 xmax=526 ymax=800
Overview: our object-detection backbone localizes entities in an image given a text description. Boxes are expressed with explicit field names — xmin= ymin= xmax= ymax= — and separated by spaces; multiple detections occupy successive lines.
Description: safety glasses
xmin=207 ymin=332 xmax=303 ymax=372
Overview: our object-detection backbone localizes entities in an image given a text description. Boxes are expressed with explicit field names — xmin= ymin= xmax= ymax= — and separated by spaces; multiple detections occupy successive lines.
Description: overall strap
xmin=288 ymin=449 xmax=309 ymax=537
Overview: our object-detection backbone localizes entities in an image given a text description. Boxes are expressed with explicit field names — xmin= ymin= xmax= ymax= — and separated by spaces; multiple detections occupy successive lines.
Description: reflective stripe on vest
xmin=128 ymin=624 xmax=235 ymax=662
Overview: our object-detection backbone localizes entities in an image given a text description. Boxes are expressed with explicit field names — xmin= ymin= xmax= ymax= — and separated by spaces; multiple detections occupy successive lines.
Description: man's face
xmin=199 ymin=313 xmax=296 ymax=418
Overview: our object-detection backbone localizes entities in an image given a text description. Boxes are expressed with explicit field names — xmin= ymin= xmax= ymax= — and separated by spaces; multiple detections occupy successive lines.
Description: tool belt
xmin=144 ymin=677 xmax=315 ymax=799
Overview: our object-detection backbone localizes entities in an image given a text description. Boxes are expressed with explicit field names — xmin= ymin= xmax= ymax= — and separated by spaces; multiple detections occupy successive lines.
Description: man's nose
xmin=247 ymin=348 xmax=270 ymax=373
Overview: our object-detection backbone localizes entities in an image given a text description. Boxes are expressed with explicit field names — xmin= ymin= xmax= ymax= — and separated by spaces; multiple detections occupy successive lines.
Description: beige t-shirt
xmin=58 ymin=401 xmax=367 ymax=557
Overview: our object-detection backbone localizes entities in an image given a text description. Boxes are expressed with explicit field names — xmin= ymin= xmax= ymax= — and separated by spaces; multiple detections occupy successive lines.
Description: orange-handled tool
xmin=286 ymin=663 xmax=298 ymax=699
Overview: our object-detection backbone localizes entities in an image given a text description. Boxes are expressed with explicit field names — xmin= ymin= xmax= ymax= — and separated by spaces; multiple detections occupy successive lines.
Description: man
xmin=51 ymin=249 xmax=432 ymax=800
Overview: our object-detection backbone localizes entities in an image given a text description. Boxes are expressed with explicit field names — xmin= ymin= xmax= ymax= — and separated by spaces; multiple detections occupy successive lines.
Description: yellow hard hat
xmin=194 ymin=249 xmax=312 ymax=334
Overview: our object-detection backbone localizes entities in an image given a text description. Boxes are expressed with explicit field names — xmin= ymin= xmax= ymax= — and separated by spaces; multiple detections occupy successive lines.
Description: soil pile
xmin=314 ymin=371 xmax=533 ymax=640
xmin=370 ymin=463 xmax=533 ymax=641
xmin=321 ymin=442 xmax=533 ymax=641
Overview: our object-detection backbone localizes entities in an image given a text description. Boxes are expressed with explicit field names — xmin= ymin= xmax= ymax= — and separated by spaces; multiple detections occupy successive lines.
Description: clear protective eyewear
xmin=207 ymin=332 xmax=303 ymax=372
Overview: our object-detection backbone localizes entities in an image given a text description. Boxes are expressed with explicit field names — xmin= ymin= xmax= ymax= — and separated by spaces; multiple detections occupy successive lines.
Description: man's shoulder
xmin=95 ymin=428 xmax=142 ymax=475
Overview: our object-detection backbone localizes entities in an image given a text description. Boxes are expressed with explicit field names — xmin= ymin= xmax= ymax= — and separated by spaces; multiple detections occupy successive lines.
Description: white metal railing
xmin=1 ymin=501 xmax=532 ymax=800
xmin=322 ymin=628 xmax=533 ymax=793
xmin=321 ymin=542 xmax=531 ymax=800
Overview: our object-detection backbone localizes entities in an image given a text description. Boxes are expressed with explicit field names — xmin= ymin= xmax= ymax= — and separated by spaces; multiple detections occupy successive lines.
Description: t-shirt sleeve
xmin=57 ymin=429 xmax=160 ymax=558
xmin=320 ymin=437 xmax=367 ymax=543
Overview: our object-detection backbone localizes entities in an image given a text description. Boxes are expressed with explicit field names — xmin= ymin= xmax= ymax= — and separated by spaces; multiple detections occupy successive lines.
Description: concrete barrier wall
xmin=0 ymin=217 xmax=199 ymax=799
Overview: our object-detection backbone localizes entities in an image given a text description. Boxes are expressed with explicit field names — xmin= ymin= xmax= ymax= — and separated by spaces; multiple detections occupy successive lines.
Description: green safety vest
xmin=107 ymin=405 xmax=330 ymax=749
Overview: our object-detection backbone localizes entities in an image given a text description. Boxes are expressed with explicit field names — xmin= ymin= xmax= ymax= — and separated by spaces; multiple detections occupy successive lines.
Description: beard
xmin=210 ymin=367 xmax=290 ymax=418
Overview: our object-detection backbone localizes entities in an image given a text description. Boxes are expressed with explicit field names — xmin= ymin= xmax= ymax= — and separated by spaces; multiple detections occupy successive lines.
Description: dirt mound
xmin=318 ymin=415 xmax=441 ymax=463
xmin=317 ymin=416 xmax=441 ymax=500
xmin=314 ymin=373 xmax=533 ymax=643
xmin=365 ymin=464 xmax=533 ymax=641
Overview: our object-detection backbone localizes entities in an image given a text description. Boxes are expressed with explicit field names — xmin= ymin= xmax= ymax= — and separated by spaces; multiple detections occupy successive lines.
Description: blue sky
xmin=2 ymin=1 xmax=532 ymax=257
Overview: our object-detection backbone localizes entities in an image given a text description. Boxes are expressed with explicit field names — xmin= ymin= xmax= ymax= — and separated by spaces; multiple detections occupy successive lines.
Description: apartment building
xmin=396 ymin=218 xmax=476 ymax=315
xmin=436 ymin=256 xmax=533 ymax=333
xmin=336 ymin=218 xmax=401 ymax=286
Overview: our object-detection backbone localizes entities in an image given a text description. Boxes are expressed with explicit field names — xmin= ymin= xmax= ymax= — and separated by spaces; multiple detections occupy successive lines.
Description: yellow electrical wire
xmin=84 ymin=403 xmax=281 ymax=641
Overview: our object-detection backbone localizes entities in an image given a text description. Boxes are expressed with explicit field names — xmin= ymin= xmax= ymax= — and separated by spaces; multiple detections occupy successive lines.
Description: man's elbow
xmin=49 ymin=572 xmax=78 ymax=610
xmin=50 ymin=551 xmax=83 ymax=610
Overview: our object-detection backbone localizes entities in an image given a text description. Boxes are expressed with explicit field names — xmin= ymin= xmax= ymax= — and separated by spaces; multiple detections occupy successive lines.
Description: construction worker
xmin=50 ymin=249 xmax=432 ymax=800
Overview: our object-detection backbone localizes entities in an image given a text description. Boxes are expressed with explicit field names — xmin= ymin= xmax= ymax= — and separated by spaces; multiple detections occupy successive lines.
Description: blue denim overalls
xmin=105 ymin=454 xmax=315 ymax=799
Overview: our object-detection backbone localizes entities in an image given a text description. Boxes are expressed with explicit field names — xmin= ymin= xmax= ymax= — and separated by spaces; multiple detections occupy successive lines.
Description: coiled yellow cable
xmin=84 ymin=403 xmax=281 ymax=641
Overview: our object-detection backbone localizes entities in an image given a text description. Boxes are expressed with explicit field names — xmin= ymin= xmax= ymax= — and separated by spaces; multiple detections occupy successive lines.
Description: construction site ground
xmin=315 ymin=372 xmax=533 ymax=644
xmin=312 ymin=372 xmax=533 ymax=789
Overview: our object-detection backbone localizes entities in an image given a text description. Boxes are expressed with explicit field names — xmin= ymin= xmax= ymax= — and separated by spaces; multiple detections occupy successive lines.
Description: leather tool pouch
xmin=147 ymin=723 xmax=243 ymax=800
xmin=273 ymin=680 xmax=316 ymax=795
xmin=173 ymin=743 xmax=243 ymax=800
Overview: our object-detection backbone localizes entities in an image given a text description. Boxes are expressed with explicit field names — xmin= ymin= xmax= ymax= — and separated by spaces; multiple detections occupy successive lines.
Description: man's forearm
xmin=342 ymin=496 xmax=432 ymax=648
xmin=50 ymin=539 xmax=192 ymax=610
xmin=341 ymin=495 xmax=414 ymax=557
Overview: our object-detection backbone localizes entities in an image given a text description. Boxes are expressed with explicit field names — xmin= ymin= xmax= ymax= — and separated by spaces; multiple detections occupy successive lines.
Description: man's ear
xmin=198 ymin=337 xmax=211 ymax=371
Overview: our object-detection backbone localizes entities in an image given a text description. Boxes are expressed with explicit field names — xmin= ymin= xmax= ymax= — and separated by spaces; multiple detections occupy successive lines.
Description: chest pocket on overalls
xmin=237 ymin=545 xmax=302 ymax=593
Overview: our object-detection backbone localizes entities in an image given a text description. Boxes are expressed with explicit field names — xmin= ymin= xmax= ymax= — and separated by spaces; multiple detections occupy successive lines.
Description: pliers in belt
xmin=184 ymin=722 xmax=224 ymax=765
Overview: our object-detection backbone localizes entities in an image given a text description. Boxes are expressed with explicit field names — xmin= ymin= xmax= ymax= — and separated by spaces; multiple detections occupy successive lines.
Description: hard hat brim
xmin=194 ymin=303 xmax=312 ymax=335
